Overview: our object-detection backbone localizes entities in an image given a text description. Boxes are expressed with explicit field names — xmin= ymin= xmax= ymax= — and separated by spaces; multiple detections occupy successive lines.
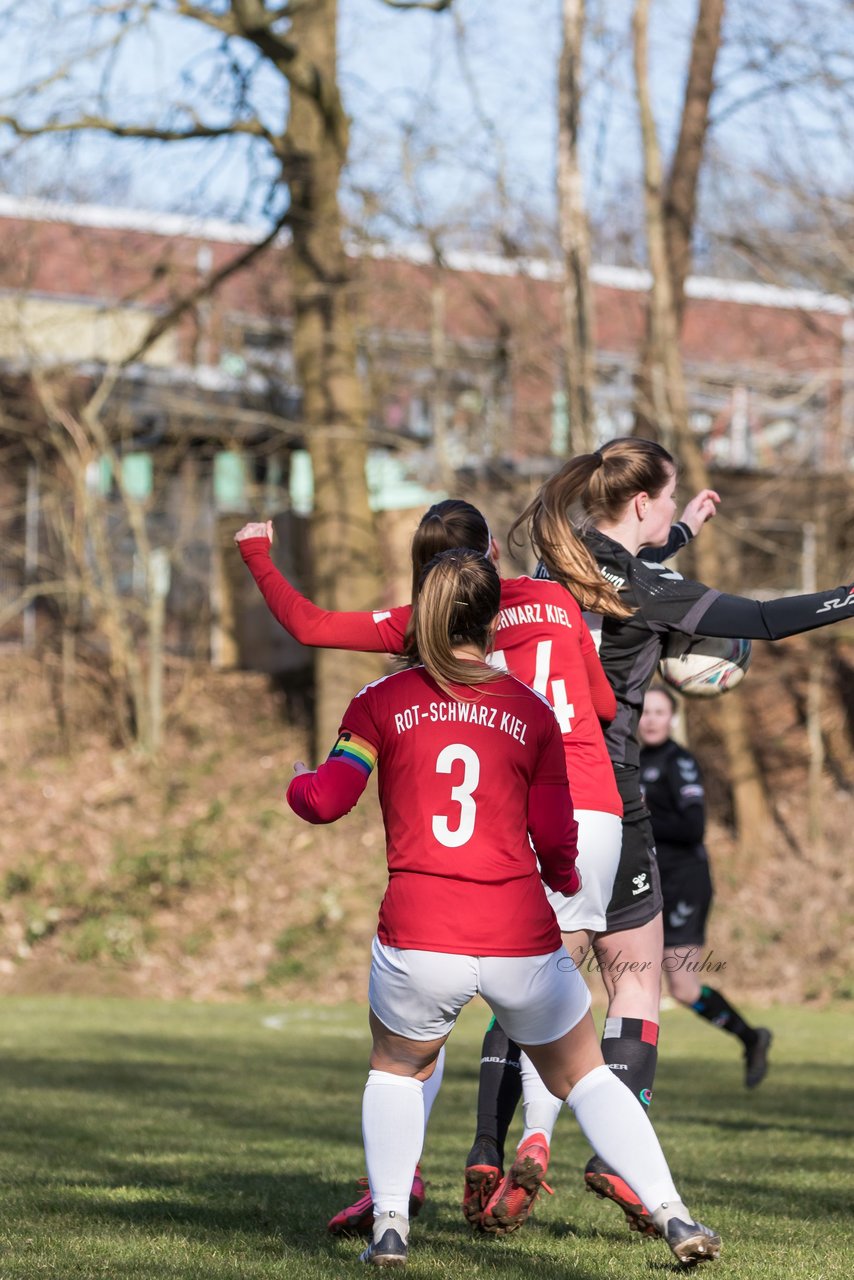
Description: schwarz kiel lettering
xmin=393 ymin=701 xmax=529 ymax=744
xmin=497 ymin=601 xmax=574 ymax=630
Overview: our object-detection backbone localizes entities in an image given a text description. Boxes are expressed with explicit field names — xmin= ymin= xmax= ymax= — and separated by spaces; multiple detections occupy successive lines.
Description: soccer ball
xmin=658 ymin=634 xmax=752 ymax=698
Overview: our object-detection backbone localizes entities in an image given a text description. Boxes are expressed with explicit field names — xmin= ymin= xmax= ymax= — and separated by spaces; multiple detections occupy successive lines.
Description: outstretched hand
xmin=234 ymin=519 xmax=274 ymax=545
xmin=680 ymin=489 xmax=720 ymax=536
xmin=293 ymin=761 xmax=313 ymax=776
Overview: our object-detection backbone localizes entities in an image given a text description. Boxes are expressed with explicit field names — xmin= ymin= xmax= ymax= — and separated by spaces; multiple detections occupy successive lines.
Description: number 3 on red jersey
xmin=491 ymin=639 xmax=575 ymax=734
xmin=432 ymin=744 xmax=480 ymax=848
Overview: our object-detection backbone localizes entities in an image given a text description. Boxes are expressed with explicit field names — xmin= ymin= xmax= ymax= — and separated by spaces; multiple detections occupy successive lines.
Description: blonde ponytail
xmin=413 ymin=550 xmax=504 ymax=698
xmin=510 ymin=438 xmax=675 ymax=620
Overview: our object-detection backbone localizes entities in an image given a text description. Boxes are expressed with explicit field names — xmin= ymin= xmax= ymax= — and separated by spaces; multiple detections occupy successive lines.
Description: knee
xmin=670 ymin=974 xmax=702 ymax=1006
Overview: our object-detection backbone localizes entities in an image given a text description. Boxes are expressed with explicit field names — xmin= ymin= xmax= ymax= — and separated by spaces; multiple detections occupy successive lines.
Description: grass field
xmin=0 ymin=997 xmax=850 ymax=1279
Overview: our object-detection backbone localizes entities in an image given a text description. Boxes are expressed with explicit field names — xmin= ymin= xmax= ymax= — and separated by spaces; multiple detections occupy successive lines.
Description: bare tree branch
xmin=110 ymin=207 xmax=292 ymax=374
xmin=0 ymin=112 xmax=276 ymax=146
xmin=377 ymin=0 xmax=453 ymax=9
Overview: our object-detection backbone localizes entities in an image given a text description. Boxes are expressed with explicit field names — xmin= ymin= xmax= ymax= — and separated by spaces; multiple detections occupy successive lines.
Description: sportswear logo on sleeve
xmin=329 ymin=731 xmax=378 ymax=776
xmin=815 ymin=588 xmax=854 ymax=615
xmin=680 ymin=784 xmax=704 ymax=800
xmin=373 ymin=610 xmax=392 ymax=623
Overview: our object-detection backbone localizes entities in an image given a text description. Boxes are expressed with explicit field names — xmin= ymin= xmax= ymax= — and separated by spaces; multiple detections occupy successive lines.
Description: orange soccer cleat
xmin=480 ymin=1132 xmax=553 ymax=1236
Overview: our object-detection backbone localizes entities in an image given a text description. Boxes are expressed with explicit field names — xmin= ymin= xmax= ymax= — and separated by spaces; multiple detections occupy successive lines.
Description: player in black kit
xmin=639 ymin=685 xmax=772 ymax=1087
xmin=502 ymin=436 xmax=854 ymax=1235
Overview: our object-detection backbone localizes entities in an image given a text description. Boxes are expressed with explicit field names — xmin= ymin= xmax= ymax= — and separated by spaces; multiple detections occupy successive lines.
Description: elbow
xmin=309 ymin=797 xmax=351 ymax=824
xmin=291 ymin=794 xmax=350 ymax=825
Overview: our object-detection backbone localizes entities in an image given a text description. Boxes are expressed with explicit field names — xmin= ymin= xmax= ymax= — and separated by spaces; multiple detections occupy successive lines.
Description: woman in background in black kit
xmin=639 ymin=685 xmax=772 ymax=1087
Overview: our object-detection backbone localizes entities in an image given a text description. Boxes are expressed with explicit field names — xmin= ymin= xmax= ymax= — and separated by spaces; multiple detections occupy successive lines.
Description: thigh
xmin=368 ymin=936 xmax=478 ymax=1041
xmin=479 ymin=948 xmax=591 ymax=1047
xmin=561 ymin=928 xmax=594 ymax=971
xmin=592 ymin=913 xmax=663 ymax=1020
xmin=661 ymin=859 xmax=713 ymax=948
xmin=520 ymin=1009 xmax=604 ymax=1099
xmin=545 ymin=809 xmax=623 ymax=934
xmin=368 ymin=1009 xmax=448 ymax=1079
xmin=605 ymin=811 xmax=663 ymax=932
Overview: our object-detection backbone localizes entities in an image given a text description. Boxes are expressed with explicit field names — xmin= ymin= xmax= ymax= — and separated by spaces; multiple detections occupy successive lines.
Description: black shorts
xmin=604 ymin=768 xmax=663 ymax=933
xmin=660 ymin=857 xmax=713 ymax=947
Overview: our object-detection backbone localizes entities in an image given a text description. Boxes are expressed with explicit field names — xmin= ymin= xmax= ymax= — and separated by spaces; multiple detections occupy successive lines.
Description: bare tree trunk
xmin=632 ymin=0 xmax=771 ymax=854
xmin=632 ymin=0 xmax=689 ymax=454
xmin=633 ymin=0 xmax=726 ymax=439
xmin=664 ymin=0 xmax=726 ymax=319
xmin=285 ymin=0 xmax=383 ymax=752
xmin=557 ymin=0 xmax=596 ymax=454
xmin=431 ymin=274 xmax=454 ymax=492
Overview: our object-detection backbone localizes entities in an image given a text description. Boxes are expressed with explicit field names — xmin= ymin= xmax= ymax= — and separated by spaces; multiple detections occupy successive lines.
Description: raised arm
xmin=640 ymin=522 xmax=693 ymax=564
xmin=236 ymin=525 xmax=408 ymax=654
xmin=641 ymin=489 xmax=720 ymax=563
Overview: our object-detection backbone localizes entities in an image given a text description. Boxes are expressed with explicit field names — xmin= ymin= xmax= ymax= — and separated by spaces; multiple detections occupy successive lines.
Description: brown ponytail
xmin=509 ymin=437 xmax=675 ymax=619
xmin=404 ymin=499 xmax=492 ymax=660
xmin=409 ymin=500 xmax=491 ymax=601
xmin=413 ymin=549 xmax=503 ymax=698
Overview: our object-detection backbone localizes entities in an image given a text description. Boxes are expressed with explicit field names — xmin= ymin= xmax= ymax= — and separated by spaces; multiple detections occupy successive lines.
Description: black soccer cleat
xmin=463 ymin=1136 xmax=503 ymax=1229
xmin=653 ymin=1205 xmax=722 ymax=1266
xmin=359 ymin=1211 xmax=409 ymax=1267
xmin=744 ymin=1027 xmax=773 ymax=1089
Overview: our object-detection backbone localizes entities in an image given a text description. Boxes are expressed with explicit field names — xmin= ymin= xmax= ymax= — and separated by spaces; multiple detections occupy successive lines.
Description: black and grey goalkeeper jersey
xmin=537 ymin=520 xmax=854 ymax=771
xmin=537 ymin=525 xmax=718 ymax=769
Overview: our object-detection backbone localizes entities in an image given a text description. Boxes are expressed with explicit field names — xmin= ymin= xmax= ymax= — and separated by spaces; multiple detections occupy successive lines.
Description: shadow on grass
xmin=2 ymin=1033 xmax=851 ymax=1263
xmin=35 ymin=1168 xmax=618 ymax=1280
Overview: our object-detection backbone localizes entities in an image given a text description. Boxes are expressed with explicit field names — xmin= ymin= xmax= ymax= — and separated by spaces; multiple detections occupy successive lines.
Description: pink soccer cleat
xmin=327 ymin=1166 xmax=426 ymax=1238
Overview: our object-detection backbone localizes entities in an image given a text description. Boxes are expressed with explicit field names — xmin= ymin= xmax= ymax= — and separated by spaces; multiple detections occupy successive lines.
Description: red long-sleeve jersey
xmin=288 ymin=665 xmax=578 ymax=955
xmin=240 ymin=538 xmax=621 ymax=816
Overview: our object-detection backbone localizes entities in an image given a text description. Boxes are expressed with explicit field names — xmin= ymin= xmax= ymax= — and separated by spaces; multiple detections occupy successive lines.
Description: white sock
xmin=362 ymin=1070 xmax=424 ymax=1218
xmin=421 ymin=1045 xmax=445 ymax=1138
xmin=519 ymin=1050 xmax=563 ymax=1144
xmin=567 ymin=1065 xmax=681 ymax=1211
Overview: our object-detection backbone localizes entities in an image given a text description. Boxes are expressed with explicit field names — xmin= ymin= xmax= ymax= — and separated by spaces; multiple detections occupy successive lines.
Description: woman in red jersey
xmin=236 ymin=502 xmax=623 ymax=1228
xmin=287 ymin=548 xmax=720 ymax=1269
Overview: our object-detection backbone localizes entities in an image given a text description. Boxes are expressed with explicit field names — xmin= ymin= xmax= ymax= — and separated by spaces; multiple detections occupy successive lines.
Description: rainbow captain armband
xmin=329 ymin=731 xmax=378 ymax=776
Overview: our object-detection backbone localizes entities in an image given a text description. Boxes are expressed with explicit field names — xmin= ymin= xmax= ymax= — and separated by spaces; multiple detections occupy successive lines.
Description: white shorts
xmin=369 ymin=936 xmax=591 ymax=1045
xmin=544 ymin=809 xmax=622 ymax=934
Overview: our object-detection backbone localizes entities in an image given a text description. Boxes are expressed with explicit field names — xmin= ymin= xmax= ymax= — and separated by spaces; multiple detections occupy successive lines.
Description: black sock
xmin=692 ymin=985 xmax=758 ymax=1049
xmin=471 ymin=1017 xmax=521 ymax=1167
xmin=600 ymin=1016 xmax=659 ymax=1110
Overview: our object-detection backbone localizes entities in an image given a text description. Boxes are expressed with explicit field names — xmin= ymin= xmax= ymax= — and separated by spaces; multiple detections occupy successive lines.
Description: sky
xmin=0 ymin=0 xmax=851 ymax=271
